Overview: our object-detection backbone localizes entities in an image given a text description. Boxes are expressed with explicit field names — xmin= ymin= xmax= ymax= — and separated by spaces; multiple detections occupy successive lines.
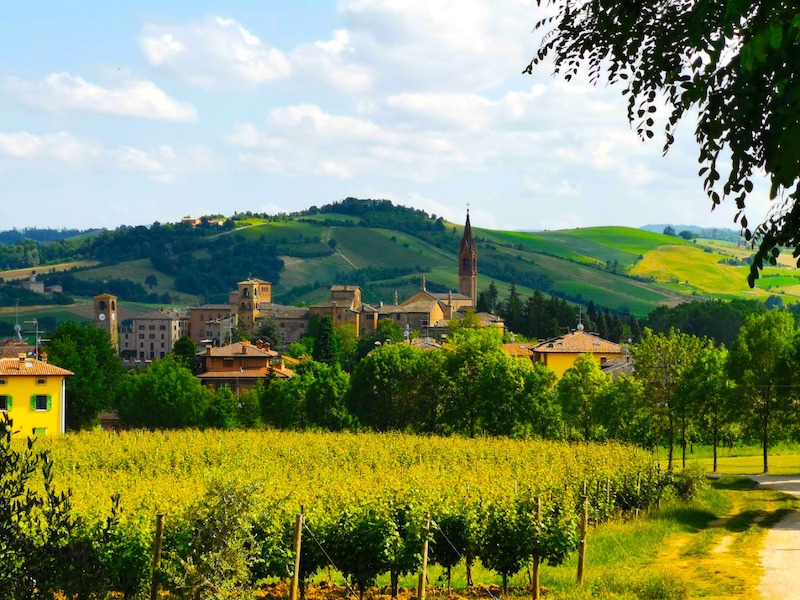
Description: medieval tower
xmin=458 ymin=211 xmax=478 ymax=304
xmin=93 ymin=293 xmax=119 ymax=352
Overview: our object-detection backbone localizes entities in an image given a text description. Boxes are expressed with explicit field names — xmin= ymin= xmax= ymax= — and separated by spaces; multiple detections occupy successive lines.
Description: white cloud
xmin=6 ymin=73 xmax=197 ymax=122
xmin=140 ymin=17 xmax=291 ymax=88
xmin=385 ymin=93 xmax=491 ymax=130
xmin=291 ymin=30 xmax=373 ymax=93
xmin=0 ymin=131 xmax=101 ymax=165
xmin=0 ymin=130 xmax=216 ymax=182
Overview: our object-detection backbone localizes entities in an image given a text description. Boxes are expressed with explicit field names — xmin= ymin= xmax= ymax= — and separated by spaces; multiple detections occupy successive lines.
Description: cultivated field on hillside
xmin=0 ymin=260 xmax=99 ymax=282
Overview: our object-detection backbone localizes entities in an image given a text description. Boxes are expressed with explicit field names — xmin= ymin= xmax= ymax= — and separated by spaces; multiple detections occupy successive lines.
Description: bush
xmin=665 ymin=466 xmax=708 ymax=501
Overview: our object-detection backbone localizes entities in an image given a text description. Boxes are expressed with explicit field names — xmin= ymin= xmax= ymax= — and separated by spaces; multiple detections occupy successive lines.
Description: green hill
xmin=1 ymin=200 xmax=797 ymax=331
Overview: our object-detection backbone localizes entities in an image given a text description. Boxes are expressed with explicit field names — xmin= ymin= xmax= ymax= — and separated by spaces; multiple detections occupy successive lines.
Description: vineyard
xmin=7 ymin=429 xmax=681 ymax=599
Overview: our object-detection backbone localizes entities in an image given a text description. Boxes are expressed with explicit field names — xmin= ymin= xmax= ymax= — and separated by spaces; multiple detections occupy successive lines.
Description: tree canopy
xmin=528 ymin=1 xmax=800 ymax=283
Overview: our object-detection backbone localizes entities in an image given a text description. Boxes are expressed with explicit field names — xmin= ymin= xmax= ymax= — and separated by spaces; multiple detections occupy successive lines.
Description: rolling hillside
xmin=2 ymin=200 xmax=798 ymax=332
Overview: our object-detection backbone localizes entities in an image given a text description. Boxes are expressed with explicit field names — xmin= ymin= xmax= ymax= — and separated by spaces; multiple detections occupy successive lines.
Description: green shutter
xmin=31 ymin=395 xmax=36 ymax=410
xmin=5 ymin=396 xmax=11 ymax=411
xmin=46 ymin=396 xmax=52 ymax=411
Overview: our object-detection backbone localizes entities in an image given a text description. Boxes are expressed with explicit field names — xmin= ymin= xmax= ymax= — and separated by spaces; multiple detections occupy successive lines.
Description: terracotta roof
xmin=190 ymin=304 xmax=231 ymax=310
xmin=199 ymin=368 xmax=271 ymax=379
xmin=503 ymin=343 xmax=534 ymax=358
xmin=0 ymin=356 xmax=73 ymax=377
xmin=382 ymin=300 xmax=439 ymax=314
xmin=430 ymin=292 xmax=472 ymax=301
xmin=201 ymin=341 xmax=278 ymax=357
xmin=271 ymin=365 xmax=294 ymax=378
xmin=331 ymin=285 xmax=360 ymax=291
xmin=532 ymin=330 xmax=622 ymax=354
xmin=257 ymin=303 xmax=309 ymax=318
xmin=199 ymin=366 xmax=293 ymax=379
xmin=135 ymin=309 xmax=188 ymax=320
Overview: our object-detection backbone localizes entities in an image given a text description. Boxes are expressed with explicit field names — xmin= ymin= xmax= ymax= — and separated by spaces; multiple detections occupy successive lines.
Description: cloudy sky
xmin=0 ymin=1 xmax=771 ymax=232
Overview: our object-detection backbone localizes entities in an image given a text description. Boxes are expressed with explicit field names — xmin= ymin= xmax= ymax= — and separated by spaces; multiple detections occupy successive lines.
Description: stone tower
xmin=93 ymin=293 xmax=119 ymax=352
xmin=458 ymin=211 xmax=477 ymax=304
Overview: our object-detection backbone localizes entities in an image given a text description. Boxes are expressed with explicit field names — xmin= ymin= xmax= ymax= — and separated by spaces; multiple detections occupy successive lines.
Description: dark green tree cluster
xmin=46 ymin=322 xmax=125 ymax=431
xmin=50 ymin=272 xmax=170 ymax=304
xmin=644 ymin=299 xmax=767 ymax=346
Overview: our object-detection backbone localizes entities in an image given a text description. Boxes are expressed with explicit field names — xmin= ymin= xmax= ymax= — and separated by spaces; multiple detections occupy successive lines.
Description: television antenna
xmin=24 ymin=318 xmax=49 ymax=357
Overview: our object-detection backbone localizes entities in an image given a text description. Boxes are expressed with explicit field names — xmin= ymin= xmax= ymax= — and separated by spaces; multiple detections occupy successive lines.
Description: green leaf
xmin=768 ymin=25 xmax=783 ymax=50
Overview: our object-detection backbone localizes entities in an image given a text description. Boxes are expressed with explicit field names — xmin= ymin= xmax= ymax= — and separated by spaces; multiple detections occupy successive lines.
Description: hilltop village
xmin=2 ymin=211 xmax=629 ymax=437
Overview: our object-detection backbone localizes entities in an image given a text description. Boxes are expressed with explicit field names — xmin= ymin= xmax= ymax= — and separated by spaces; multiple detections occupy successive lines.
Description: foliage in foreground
xmin=14 ymin=428 xmax=676 ymax=598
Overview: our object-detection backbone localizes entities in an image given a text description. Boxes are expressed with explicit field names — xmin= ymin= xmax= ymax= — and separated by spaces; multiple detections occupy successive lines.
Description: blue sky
xmin=0 ymin=1 xmax=770 ymax=232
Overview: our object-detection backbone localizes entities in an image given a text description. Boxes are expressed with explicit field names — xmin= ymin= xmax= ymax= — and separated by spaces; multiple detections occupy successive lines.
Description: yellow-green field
xmin=0 ymin=260 xmax=99 ymax=281
xmin=630 ymin=244 xmax=800 ymax=301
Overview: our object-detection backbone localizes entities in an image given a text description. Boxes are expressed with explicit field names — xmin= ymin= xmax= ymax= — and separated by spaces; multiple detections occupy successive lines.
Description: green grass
xmin=233 ymin=221 xmax=322 ymax=242
xmin=479 ymin=229 xmax=597 ymax=264
xmin=349 ymin=476 xmax=792 ymax=600
xmin=73 ymin=258 xmax=200 ymax=304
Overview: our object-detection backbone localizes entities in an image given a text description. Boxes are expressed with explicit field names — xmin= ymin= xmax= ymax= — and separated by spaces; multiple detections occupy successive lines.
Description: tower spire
xmin=458 ymin=210 xmax=477 ymax=304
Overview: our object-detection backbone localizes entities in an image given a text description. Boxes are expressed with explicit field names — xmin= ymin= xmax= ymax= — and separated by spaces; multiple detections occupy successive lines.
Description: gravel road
xmin=751 ymin=476 xmax=800 ymax=600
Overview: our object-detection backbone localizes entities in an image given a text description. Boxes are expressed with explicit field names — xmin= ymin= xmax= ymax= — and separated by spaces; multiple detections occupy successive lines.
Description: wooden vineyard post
xmin=417 ymin=513 xmax=431 ymax=600
xmin=532 ymin=497 xmax=542 ymax=600
xmin=150 ymin=514 xmax=165 ymax=600
xmin=577 ymin=496 xmax=589 ymax=585
xmin=635 ymin=472 xmax=642 ymax=518
xmin=290 ymin=509 xmax=304 ymax=600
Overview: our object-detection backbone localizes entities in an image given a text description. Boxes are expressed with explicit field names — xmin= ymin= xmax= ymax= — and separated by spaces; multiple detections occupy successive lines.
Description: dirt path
xmin=751 ymin=476 xmax=800 ymax=600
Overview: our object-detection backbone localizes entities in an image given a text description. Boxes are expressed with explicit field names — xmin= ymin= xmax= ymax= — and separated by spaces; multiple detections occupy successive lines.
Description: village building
xmin=309 ymin=285 xmax=380 ymax=338
xmin=0 ymin=352 xmax=72 ymax=437
xmin=120 ymin=307 xmax=189 ymax=361
xmin=529 ymin=325 xmax=626 ymax=377
xmin=197 ymin=340 xmax=293 ymax=393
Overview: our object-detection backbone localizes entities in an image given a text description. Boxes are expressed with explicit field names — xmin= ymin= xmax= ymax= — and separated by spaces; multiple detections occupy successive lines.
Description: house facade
xmin=0 ymin=353 xmax=72 ymax=437
xmin=197 ymin=340 xmax=293 ymax=393
xmin=120 ymin=308 xmax=189 ymax=361
xmin=530 ymin=327 xmax=626 ymax=377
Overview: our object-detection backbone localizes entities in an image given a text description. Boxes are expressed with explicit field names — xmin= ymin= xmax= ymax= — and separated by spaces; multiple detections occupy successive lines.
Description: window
xmin=149 ymin=325 xmax=156 ymax=330
xmin=138 ymin=325 xmax=145 ymax=331
xmin=0 ymin=378 xmax=5 ymax=385
xmin=33 ymin=427 xmax=47 ymax=436
xmin=31 ymin=395 xmax=51 ymax=411
xmin=159 ymin=325 xmax=166 ymax=331
xmin=36 ymin=378 xmax=46 ymax=385
xmin=0 ymin=395 xmax=11 ymax=411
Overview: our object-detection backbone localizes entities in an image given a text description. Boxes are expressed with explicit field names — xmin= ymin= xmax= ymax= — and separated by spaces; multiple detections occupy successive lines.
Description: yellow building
xmin=0 ymin=353 xmax=73 ymax=437
xmin=530 ymin=327 xmax=625 ymax=377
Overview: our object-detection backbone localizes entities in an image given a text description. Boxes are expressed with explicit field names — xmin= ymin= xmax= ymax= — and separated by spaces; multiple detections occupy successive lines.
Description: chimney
xmin=40 ymin=352 xmax=48 ymax=363
xmin=256 ymin=340 xmax=263 ymax=349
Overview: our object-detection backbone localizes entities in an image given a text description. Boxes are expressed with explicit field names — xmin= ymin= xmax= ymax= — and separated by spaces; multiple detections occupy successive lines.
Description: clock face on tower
xmin=99 ymin=313 xmax=106 ymax=321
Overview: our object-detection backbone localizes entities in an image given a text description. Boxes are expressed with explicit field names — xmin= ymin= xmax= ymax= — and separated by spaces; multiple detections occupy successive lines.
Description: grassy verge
xmin=331 ymin=476 xmax=797 ymax=600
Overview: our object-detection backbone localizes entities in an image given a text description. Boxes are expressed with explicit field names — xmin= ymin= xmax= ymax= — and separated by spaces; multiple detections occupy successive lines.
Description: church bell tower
xmin=458 ymin=210 xmax=478 ymax=304
xmin=93 ymin=293 xmax=119 ymax=352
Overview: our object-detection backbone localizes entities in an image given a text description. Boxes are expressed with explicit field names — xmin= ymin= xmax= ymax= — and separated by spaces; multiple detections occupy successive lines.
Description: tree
xmin=663 ymin=226 xmax=677 ymax=237
xmin=254 ymin=318 xmax=284 ymax=350
xmin=677 ymin=344 xmax=732 ymax=472
xmin=303 ymin=363 xmax=352 ymax=430
xmin=116 ymin=356 xmax=211 ymax=429
xmin=632 ymin=328 xmax=704 ymax=469
xmin=557 ymin=353 xmax=611 ymax=441
xmin=172 ymin=335 xmax=198 ymax=372
xmin=45 ymin=321 xmax=124 ymax=430
xmin=727 ymin=310 xmax=796 ymax=473
xmin=312 ymin=316 xmax=338 ymax=367
xmin=144 ymin=274 xmax=158 ymax=289
xmin=528 ymin=1 xmax=800 ymax=284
